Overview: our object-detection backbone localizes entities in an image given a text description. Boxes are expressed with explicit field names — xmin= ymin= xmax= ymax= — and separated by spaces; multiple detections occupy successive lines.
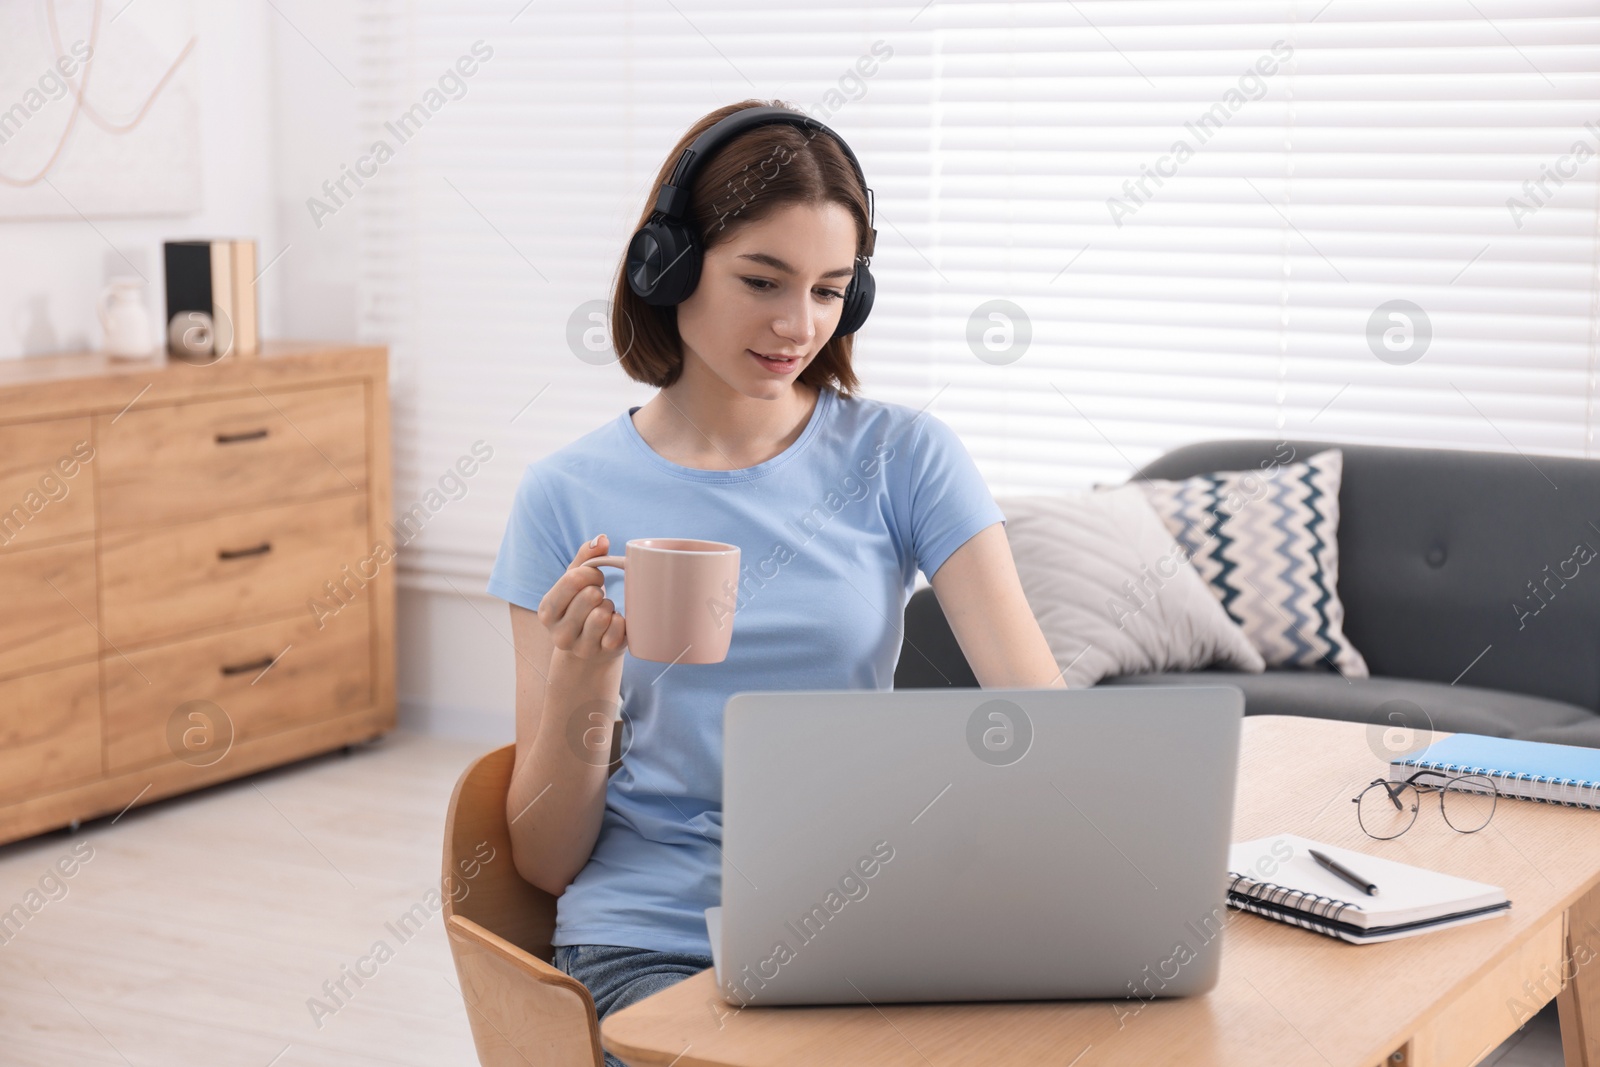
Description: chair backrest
xmin=443 ymin=732 xmax=626 ymax=1067
xmin=442 ymin=730 xmax=625 ymax=962
xmin=442 ymin=744 xmax=559 ymax=960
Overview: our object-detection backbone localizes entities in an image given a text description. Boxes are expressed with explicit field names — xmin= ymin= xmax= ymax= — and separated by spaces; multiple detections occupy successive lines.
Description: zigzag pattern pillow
xmin=1131 ymin=448 xmax=1370 ymax=677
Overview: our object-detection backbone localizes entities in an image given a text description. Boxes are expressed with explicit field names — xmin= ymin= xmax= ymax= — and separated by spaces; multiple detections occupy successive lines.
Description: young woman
xmin=486 ymin=99 xmax=1063 ymax=1052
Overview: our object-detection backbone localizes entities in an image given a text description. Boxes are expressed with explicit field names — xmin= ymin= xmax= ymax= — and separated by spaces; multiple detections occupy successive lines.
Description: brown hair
xmin=610 ymin=99 xmax=874 ymax=398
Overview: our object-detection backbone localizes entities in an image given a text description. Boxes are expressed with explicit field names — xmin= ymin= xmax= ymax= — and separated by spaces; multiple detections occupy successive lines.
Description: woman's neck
xmin=632 ymin=370 xmax=820 ymax=471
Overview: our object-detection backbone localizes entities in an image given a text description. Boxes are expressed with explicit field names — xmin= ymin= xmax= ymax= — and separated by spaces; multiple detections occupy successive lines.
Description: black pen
xmin=1309 ymin=848 xmax=1379 ymax=896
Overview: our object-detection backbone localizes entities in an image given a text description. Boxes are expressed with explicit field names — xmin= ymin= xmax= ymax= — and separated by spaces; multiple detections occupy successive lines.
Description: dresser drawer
xmin=0 ymin=662 xmax=101 ymax=804
xmin=0 ymin=416 xmax=95 ymax=551
xmin=100 ymin=492 xmax=369 ymax=648
xmin=102 ymin=597 xmax=372 ymax=773
xmin=96 ymin=383 xmax=367 ymax=528
xmin=0 ymin=540 xmax=98 ymax=677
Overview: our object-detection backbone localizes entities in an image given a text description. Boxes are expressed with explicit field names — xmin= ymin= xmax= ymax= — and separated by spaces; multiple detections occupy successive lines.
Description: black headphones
xmin=624 ymin=105 xmax=877 ymax=340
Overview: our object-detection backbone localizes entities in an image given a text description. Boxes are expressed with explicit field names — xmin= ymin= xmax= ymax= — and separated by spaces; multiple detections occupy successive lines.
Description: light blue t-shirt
xmin=485 ymin=384 xmax=1005 ymax=956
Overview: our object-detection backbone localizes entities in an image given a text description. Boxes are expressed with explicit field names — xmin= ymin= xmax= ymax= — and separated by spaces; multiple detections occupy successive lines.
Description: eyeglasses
xmin=1351 ymin=770 xmax=1499 ymax=840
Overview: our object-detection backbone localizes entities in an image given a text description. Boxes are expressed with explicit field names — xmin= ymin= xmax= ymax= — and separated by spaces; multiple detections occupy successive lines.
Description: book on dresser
xmin=1227 ymin=834 xmax=1510 ymax=944
xmin=0 ymin=341 xmax=395 ymax=846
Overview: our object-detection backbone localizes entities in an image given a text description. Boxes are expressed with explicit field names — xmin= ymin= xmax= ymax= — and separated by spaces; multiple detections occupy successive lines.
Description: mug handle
xmin=581 ymin=557 xmax=626 ymax=570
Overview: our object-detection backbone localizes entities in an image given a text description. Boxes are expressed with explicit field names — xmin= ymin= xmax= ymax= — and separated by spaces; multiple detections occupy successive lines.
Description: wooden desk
xmin=601 ymin=715 xmax=1600 ymax=1066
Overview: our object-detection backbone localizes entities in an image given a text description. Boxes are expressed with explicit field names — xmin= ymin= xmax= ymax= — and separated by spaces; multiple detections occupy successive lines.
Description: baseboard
xmin=398 ymin=697 xmax=513 ymax=743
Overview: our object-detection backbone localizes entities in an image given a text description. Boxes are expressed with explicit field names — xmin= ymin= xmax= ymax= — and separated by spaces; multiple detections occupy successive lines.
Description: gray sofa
xmin=895 ymin=438 xmax=1600 ymax=749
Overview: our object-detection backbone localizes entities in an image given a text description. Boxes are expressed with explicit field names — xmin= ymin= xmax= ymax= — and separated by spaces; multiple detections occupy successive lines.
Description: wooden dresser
xmin=0 ymin=341 xmax=395 ymax=846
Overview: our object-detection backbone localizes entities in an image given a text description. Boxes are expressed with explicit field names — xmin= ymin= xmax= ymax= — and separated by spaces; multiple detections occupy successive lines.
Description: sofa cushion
xmin=1098 ymin=669 xmax=1595 ymax=746
xmin=996 ymin=486 xmax=1265 ymax=687
xmin=1509 ymin=718 xmax=1600 ymax=749
xmin=1130 ymin=448 xmax=1370 ymax=678
xmin=1132 ymin=439 xmax=1600 ymax=716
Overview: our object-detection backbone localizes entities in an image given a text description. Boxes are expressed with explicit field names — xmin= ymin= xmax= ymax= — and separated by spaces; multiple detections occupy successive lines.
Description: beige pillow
xmin=997 ymin=485 xmax=1266 ymax=688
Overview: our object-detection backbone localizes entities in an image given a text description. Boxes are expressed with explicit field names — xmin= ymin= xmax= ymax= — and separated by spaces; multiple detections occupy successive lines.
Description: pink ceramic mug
xmin=581 ymin=538 xmax=741 ymax=663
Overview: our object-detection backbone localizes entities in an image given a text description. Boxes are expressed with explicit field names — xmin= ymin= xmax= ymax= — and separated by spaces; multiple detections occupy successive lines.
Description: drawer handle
xmin=216 ymin=428 xmax=269 ymax=444
xmin=218 ymin=542 xmax=272 ymax=560
xmin=220 ymin=656 xmax=277 ymax=676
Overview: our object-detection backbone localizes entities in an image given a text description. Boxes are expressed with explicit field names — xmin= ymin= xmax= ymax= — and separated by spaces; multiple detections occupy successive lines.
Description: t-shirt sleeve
xmin=486 ymin=464 xmax=573 ymax=611
xmin=903 ymin=412 xmax=1006 ymax=581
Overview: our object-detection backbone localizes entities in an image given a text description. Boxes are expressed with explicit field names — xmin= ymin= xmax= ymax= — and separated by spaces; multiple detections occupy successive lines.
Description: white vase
xmin=97 ymin=277 xmax=154 ymax=358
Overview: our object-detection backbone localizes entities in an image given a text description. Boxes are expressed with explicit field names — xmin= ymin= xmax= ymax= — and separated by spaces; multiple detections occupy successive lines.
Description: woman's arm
xmin=506 ymin=604 xmax=621 ymax=895
xmin=927 ymin=522 xmax=1068 ymax=689
xmin=504 ymin=533 xmax=631 ymax=896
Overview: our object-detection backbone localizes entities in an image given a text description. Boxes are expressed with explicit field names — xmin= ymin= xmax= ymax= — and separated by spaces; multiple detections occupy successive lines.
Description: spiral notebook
xmin=1390 ymin=734 xmax=1600 ymax=810
xmin=1227 ymin=834 xmax=1510 ymax=944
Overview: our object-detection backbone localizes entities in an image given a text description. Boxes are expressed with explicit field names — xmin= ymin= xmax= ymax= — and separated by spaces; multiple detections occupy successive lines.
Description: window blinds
xmin=355 ymin=0 xmax=1600 ymax=588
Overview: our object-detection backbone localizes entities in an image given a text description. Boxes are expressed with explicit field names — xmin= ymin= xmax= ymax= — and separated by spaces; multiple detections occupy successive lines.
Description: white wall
xmin=0 ymin=0 xmax=513 ymax=742
xmin=4 ymin=1 xmax=923 ymax=745
xmin=263 ymin=0 xmax=520 ymax=742
xmin=266 ymin=0 xmax=363 ymax=344
xmin=0 ymin=2 xmax=278 ymax=359
xmin=395 ymin=583 xmax=519 ymax=743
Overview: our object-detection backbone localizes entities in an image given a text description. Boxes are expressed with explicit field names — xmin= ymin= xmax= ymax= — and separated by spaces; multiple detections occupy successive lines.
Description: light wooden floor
xmin=0 ymin=728 xmax=1566 ymax=1067
xmin=0 ymin=730 xmax=492 ymax=1066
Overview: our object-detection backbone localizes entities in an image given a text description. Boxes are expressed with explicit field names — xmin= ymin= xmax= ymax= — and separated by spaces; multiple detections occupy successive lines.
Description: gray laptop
xmin=706 ymin=684 xmax=1244 ymax=1007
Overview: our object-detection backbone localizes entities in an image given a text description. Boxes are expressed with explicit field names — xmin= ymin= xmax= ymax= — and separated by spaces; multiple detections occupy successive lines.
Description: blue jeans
xmin=555 ymin=943 xmax=715 ymax=1067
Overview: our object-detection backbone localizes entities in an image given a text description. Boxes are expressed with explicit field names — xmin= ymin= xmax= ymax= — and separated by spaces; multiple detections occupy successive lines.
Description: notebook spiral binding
xmin=1225 ymin=873 xmax=1357 ymax=926
xmin=1397 ymin=758 xmax=1600 ymax=811
xmin=1225 ymin=893 xmax=1347 ymax=940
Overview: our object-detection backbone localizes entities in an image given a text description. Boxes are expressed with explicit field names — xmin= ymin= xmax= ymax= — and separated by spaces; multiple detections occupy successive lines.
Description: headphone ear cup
xmin=832 ymin=265 xmax=875 ymax=339
xmin=626 ymin=221 xmax=702 ymax=306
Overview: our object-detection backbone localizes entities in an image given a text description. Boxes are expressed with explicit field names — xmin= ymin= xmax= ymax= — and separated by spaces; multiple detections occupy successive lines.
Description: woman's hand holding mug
xmin=538 ymin=534 xmax=627 ymax=662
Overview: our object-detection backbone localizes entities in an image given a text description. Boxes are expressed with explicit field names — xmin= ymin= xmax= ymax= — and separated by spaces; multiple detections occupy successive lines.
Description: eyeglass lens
xmin=1356 ymin=781 xmax=1419 ymax=840
xmin=1440 ymin=774 xmax=1496 ymax=832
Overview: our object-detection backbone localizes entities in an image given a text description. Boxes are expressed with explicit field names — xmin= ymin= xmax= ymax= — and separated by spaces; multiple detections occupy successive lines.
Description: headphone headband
xmin=651 ymin=106 xmax=875 ymax=246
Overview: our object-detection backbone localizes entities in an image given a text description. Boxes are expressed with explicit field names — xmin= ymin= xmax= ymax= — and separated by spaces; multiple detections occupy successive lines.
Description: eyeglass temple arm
xmin=1355 ymin=772 xmax=1454 ymax=811
xmin=1397 ymin=768 xmax=1491 ymax=799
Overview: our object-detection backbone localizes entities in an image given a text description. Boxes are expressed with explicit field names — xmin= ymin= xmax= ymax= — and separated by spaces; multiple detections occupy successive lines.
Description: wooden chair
xmin=441 ymin=733 xmax=624 ymax=1066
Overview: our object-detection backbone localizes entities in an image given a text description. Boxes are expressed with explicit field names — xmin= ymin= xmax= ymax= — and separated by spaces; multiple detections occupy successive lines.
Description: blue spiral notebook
xmin=1390 ymin=734 xmax=1600 ymax=810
